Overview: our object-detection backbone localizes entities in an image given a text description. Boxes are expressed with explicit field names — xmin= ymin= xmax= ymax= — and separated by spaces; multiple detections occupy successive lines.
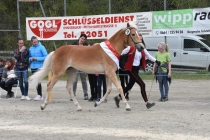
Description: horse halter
xmin=125 ymin=27 xmax=142 ymax=44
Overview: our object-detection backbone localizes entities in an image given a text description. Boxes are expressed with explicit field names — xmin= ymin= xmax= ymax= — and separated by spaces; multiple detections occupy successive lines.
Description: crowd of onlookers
xmin=0 ymin=36 xmax=48 ymax=100
xmin=0 ymin=34 xmax=109 ymax=103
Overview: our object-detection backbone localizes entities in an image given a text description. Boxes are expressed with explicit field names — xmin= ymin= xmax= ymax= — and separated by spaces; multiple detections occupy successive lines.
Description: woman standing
xmin=29 ymin=36 xmax=48 ymax=101
xmin=152 ymin=42 xmax=171 ymax=102
xmin=71 ymin=34 xmax=89 ymax=100
xmin=14 ymin=38 xmax=31 ymax=100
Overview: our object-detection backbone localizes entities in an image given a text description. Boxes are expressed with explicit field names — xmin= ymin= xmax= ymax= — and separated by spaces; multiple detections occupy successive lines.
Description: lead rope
xmin=147 ymin=75 xmax=156 ymax=100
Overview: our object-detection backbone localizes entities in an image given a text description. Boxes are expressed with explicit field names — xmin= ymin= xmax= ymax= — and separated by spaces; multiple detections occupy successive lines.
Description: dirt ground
xmin=0 ymin=79 xmax=210 ymax=140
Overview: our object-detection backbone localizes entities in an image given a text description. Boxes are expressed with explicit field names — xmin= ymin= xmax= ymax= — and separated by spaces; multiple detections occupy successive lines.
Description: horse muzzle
xmin=135 ymin=43 xmax=144 ymax=52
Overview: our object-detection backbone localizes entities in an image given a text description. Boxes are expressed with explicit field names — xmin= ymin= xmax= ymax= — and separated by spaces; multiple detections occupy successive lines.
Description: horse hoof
xmin=94 ymin=102 xmax=98 ymax=107
xmin=77 ymin=109 xmax=82 ymax=112
xmin=40 ymin=106 xmax=44 ymax=110
xmin=126 ymin=108 xmax=131 ymax=111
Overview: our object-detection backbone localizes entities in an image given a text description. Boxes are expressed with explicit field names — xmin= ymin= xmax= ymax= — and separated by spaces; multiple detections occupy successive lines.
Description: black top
xmin=14 ymin=48 xmax=29 ymax=69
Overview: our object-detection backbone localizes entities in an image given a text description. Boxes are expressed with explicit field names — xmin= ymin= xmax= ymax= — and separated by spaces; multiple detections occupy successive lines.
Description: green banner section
xmin=153 ymin=9 xmax=193 ymax=29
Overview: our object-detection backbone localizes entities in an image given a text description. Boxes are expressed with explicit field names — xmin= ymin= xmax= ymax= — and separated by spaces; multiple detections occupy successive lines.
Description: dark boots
xmin=6 ymin=91 xmax=14 ymax=98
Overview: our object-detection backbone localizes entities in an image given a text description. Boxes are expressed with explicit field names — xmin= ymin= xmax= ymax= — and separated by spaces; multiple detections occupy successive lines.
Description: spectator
xmin=88 ymin=73 xmax=98 ymax=102
xmin=70 ymin=34 xmax=89 ymax=101
xmin=14 ymin=38 xmax=31 ymax=100
xmin=87 ymin=43 xmax=98 ymax=102
xmin=96 ymin=74 xmax=107 ymax=102
xmin=0 ymin=58 xmax=5 ymax=79
xmin=152 ymin=42 xmax=171 ymax=102
xmin=0 ymin=58 xmax=17 ymax=98
xmin=29 ymin=36 xmax=48 ymax=101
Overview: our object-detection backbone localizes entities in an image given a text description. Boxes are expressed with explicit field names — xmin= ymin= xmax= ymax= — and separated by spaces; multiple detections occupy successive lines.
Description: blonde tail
xmin=29 ymin=51 xmax=54 ymax=86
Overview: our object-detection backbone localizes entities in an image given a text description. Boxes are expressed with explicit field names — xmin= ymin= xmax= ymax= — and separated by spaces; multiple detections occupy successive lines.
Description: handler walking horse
xmin=29 ymin=23 xmax=144 ymax=111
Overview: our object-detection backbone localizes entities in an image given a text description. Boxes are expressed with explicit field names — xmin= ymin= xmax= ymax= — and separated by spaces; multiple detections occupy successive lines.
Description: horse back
xmin=52 ymin=44 xmax=117 ymax=73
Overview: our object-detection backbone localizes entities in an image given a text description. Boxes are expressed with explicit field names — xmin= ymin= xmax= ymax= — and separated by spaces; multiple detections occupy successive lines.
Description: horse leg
xmin=40 ymin=72 xmax=63 ymax=110
xmin=95 ymin=76 xmax=112 ymax=106
xmin=66 ymin=68 xmax=82 ymax=111
xmin=108 ymin=72 xmax=131 ymax=111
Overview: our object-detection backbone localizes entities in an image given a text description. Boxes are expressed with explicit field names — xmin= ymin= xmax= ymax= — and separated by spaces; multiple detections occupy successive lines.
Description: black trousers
xmin=119 ymin=69 xmax=129 ymax=96
xmin=123 ymin=66 xmax=148 ymax=102
xmin=31 ymin=69 xmax=42 ymax=96
xmin=88 ymin=74 xmax=98 ymax=99
xmin=0 ymin=78 xmax=17 ymax=93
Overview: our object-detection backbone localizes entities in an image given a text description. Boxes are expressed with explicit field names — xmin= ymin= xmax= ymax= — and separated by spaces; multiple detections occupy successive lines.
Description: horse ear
xmin=127 ymin=23 xmax=130 ymax=28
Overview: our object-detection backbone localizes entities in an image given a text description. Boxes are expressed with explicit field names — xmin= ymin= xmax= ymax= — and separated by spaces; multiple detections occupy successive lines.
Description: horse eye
xmin=131 ymin=34 xmax=135 ymax=36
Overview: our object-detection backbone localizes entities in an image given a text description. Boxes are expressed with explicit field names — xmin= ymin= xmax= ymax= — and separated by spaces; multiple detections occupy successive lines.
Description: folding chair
xmin=13 ymin=80 xmax=20 ymax=98
xmin=0 ymin=80 xmax=19 ymax=99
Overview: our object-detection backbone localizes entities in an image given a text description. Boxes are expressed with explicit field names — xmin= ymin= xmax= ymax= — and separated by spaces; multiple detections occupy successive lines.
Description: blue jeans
xmin=157 ymin=73 xmax=169 ymax=98
xmin=97 ymin=74 xmax=107 ymax=99
xmin=15 ymin=68 xmax=28 ymax=96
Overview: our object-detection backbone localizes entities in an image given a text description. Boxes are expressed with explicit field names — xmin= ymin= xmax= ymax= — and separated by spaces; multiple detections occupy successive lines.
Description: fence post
xmin=48 ymin=71 xmax=53 ymax=102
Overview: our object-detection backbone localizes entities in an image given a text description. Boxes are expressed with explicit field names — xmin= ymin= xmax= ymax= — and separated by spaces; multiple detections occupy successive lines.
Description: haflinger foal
xmin=29 ymin=23 xmax=144 ymax=111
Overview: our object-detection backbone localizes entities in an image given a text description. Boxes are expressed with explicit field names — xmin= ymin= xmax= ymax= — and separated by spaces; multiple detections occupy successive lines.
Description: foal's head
xmin=125 ymin=23 xmax=144 ymax=52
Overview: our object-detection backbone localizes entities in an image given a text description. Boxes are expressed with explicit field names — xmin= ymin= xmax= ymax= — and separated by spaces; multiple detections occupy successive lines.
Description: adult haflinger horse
xmin=29 ymin=23 xmax=144 ymax=111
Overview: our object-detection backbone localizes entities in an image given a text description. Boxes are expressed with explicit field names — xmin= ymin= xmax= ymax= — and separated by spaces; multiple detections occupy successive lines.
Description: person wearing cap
xmin=152 ymin=42 xmax=171 ymax=102
xmin=70 ymin=34 xmax=89 ymax=101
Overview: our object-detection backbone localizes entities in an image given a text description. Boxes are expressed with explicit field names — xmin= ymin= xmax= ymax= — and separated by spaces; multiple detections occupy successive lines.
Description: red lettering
xmin=87 ymin=18 xmax=91 ymax=24
xmin=97 ymin=17 xmax=100 ymax=24
xmin=72 ymin=19 xmax=77 ymax=25
xmin=63 ymin=31 xmax=75 ymax=38
xmin=78 ymin=18 xmax=81 ymax=24
xmin=68 ymin=19 xmax=72 ymax=25
xmin=114 ymin=16 xmax=118 ymax=23
xmin=63 ymin=19 xmax=67 ymax=25
xmin=92 ymin=31 xmax=96 ymax=37
xmin=92 ymin=18 xmax=96 ymax=24
xmin=130 ymin=15 xmax=134 ymax=21
xmin=125 ymin=16 xmax=129 ymax=22
xmin=101 ymin=17 xmax=105 ymax=24
xmin=104 ymin=30 xmax=107 ymax=37
xmin=86 ymin=31 xmax=91 ymax=37
xmin=105 ymin=17 xmax=110 ymax=23
xmin=118 ymin=16 xmax=124 ymax=23
xmin=98 ymin=31 xmax=102 ymax=37
xmin=63 ymin=32 xmax=68 ymax=38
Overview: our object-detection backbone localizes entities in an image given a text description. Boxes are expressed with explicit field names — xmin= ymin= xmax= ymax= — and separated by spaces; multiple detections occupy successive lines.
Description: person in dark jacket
xmin=14 ymin=38 xmax=31 ymax=100
xmin=29 ymin=36 xmax=48 ymax=101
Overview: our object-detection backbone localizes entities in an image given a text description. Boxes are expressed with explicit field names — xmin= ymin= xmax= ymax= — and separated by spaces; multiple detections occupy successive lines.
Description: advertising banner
xmin=26 ymin=13 xmax=152 ymax=40
xmin=152 ymin=7 xmax=210 ymax=36
xmin=26 ymin=7 xmax=210 ymax=40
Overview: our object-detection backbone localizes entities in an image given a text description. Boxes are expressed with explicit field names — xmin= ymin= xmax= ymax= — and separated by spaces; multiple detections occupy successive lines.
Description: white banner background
xmin=26 ymin=13 xmax=152 ymax=40
xmin=26 ymin=7 xmax=210 ymax=40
